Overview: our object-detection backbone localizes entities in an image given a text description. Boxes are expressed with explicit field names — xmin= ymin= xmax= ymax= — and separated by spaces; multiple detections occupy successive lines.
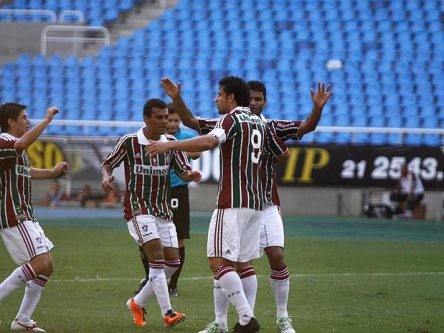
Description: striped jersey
xmin=207 ymin=107 xmax=287 ymax=210
xmin=260 ymin=118 xmax=302 ymax=206
xmin=101 ymin=127 xmax=192 ymax=221
xmin=198 ymin=116 xmax=301 ymax=206
xmin=0 ymin=133 xmax=36 ymax=229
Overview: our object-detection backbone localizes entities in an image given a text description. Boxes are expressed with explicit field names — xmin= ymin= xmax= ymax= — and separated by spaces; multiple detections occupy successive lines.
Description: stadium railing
xmin=0 ymin=8 xmax=57 ymax=22
xmin=34 ymin=119 xmax=444 ymax=144
xmin=40 ymin=25 xmax=111 ymax=56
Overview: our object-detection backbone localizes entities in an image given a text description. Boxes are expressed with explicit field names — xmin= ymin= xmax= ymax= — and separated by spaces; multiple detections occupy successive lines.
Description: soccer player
xmin=147 ymin=76 xmax=289 ymax=333
xmin=159 ymin=78 xmax=332 ymax=333
xmin=101 ymin=98 xmax=201 ymax=329
xmin=135 ymin=102 xmax=201 ymax=296
xmin=0 ymin=103 xmax=69 ymax=332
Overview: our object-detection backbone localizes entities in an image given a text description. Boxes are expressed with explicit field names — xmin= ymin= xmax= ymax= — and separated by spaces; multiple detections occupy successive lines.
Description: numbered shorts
xmin=0 ymin=220 xmax=54 ymax=265
xmin=207 ymin=208 xmax=261 ymax=263
xmin=259 ymin=204 xmax=285 ymax=256
xmin=170 ymin=185 xmax=190 ymax=239
xmin=127 ymin=214 xmax=178 ymax=248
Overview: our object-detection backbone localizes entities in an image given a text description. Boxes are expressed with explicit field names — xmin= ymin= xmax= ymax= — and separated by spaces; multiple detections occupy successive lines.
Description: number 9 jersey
xmin=208 ymin=107 xmax=287 ymax=210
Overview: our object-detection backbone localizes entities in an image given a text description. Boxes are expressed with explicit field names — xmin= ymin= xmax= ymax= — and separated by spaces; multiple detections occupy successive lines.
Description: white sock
xmin=164 ymin=258 xmax=180 ymax=279
xmin=239 ymin=266 xmax=257 ymax=311
xmin=134 ymin=260 xmax=171 ymax=315
xmin=213 ymin=278 xmax=228 ymax=328
xmin=16 ymin=275 xmax=48 ymax=322
xmin=217 ymin=266 xmax=253 ymax=325
xmin=271 ymin=267 xmax=290 ymax=318
xmin=0 ymin=264 xmax=36 ymax=301
xmin=134 ymin=258 xmax=180 ymax=308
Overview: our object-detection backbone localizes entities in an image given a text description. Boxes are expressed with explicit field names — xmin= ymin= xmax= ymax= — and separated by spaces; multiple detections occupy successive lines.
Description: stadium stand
xmin=0 ymin=0 xmax=443 ymax=145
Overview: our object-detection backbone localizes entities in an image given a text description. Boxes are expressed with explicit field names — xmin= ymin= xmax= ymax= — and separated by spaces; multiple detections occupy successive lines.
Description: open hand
xmin=160 ymin=78 xmax=181 ymax=99
xmin=311 ymin=82 xmax=333 ymax=109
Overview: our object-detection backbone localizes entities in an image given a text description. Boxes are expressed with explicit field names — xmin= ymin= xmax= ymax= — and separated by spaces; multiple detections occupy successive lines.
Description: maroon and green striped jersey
xmin=198 ymin=116 xmax=301 ymax=206
xmin=102 ymin=128 xmax=192 ymax=221
xmin=260 ymin=118 xmax=302 ymax=206
xmin=207 ymin=107 xmax=287 ymax=210
xmin=0 ymin=133 xmax=35 ymax=229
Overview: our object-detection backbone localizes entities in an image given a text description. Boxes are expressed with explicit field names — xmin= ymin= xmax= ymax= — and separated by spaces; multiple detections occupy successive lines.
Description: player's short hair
xmin=166 ymin=102 xmax=176 ymax=115
xmin=0 ymin=102 xmax=27 ymax=133
xmin=247 ymin=80 xmax=267 ymax=100
xmin=218 ymin=76 xmax=250 ymax=107
xmin=143 ymin=98 xmax=167 ymax=117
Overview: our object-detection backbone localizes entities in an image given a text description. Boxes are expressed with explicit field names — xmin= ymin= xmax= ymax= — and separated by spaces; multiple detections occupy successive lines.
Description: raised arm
xmin=15 ymin=106 xmax=59 ymax=153
xmin=295 ymin=82 xmax=333 ymax=138
xmin=161 ymin=78 xmax=201 ymax=131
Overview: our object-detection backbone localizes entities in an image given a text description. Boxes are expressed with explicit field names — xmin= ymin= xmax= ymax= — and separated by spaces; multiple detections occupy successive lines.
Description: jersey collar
xmin=136 ymin=127 xmax=168 ymax=145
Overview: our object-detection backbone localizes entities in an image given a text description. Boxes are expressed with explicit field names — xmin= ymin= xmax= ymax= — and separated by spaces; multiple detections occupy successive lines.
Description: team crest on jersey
xmin=134 ymin=164 xmax=169 ymax=175
xmin=15 ymin=165 xmax=31 ymax=177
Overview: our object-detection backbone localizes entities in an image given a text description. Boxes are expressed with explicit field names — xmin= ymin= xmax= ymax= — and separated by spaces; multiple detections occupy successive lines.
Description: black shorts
xmin=170 ymin=185 xmax=190 ymax=239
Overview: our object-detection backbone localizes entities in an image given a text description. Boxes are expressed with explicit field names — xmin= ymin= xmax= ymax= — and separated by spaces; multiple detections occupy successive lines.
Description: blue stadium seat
xmin=0 ymin=0 xmax=442 ymax=143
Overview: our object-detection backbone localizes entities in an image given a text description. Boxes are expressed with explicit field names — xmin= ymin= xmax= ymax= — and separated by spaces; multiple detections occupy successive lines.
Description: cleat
xmin=134 ymin=277 xmax=148 ymax=295
xmin=163 ymin=309 xmax=185 ymax=326
xmin=198 ymin=321 xmax=228 ymax=333
xmin=276 ymin=317 xmax=296 ymax=333
xmin=126 ymin=298 xmax=146 ymax=327
xmin=232 ymin=317 xmax=260 ymax=333
xmin=11 ymin=319 xmax=46 ymax=332
xmin=168 ymin=287 xmax=178 ymax=296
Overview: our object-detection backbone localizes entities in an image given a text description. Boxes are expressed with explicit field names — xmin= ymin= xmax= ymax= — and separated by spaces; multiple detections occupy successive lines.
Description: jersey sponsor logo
xmin=134 ymin=164 xmax=169 ymax=175
xmin=15 ymin=165 xmax=31 ymax=177
xmin=237 ymin=113 xmax=262 ymax=124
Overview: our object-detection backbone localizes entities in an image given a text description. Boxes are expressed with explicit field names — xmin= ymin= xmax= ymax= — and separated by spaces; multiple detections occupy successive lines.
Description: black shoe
xmin=232 ymin=317 xmax=260 ymax=333
xmin=169 ymin=287 xmax=178 ymax=296
xmin=134 ymin=277 xmax=148 ymax=294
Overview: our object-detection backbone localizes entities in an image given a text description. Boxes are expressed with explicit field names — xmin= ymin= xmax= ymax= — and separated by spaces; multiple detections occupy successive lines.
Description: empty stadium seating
xmin=0 ymin=0 xmax=141 ymax=25
xmin=0 ymin=0 xmax=443 ymax=145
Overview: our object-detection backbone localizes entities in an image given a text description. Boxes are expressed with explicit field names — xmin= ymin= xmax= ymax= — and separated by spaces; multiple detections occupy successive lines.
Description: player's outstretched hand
xmin=145 ymin=141 xmax=172 ymax=157
xmin=311 ymin=82 xmax=333 ymax=109
xmin=45 ymin=106 xmax=59 ymax=122
xmin=160 ymin=78 xmax=181 ymax=99
xmin=53 ymin=162 xmax=69 ymax=178
xmin=181 ymin=170 xmax=202 ymax=183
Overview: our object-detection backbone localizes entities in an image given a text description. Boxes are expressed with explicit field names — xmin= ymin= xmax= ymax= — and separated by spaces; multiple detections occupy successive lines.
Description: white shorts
xmin=259 ymin=204 xmax=285 ymax=255
xmin=207 ymin=208 xmax=261 ymax=263
xmin=127 ymin=215 xmax=178 ymax=248
xmin=0 ymin=220 xmax=54 ymax=265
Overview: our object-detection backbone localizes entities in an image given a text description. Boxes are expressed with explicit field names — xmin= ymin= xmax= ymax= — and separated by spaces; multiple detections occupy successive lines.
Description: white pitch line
xmin=50 ymin=271 xmax=444 ymax=283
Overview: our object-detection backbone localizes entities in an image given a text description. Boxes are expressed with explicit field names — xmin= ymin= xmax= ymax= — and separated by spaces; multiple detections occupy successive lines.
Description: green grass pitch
xmin=1 ymin=212 xmax=443 ymax=332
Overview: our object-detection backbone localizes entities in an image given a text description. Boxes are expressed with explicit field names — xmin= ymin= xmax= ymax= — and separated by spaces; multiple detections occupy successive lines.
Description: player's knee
xmin=265 ymin=247 xmax=285 ymax=269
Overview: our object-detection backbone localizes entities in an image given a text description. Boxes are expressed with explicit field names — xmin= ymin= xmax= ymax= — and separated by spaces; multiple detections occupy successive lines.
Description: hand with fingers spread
xmin=311 ymin=82 xmax=333 ymax=109
xmin=161 ymin=78 xmax=181 ymax=99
